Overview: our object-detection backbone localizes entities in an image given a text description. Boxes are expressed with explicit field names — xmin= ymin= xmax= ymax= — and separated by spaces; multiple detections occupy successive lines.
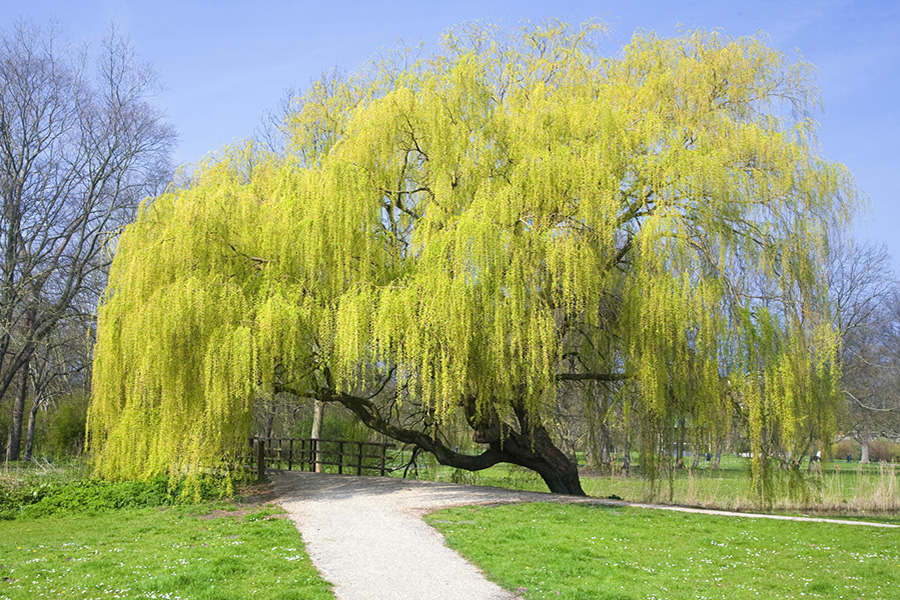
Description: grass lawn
xmin=426 ymin=502 xmax=900 ymax=600
xmin=0 ymin=502 xmax=334 ymax=600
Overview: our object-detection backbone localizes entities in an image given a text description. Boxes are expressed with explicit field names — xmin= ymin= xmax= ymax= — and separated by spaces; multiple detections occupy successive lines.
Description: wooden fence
xmin=249 ymin=437 xmax=395 ymax=481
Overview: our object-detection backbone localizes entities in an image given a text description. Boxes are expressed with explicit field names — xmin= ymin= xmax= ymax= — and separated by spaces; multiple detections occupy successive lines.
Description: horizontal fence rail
xmin=249 ymin=437 xmax=395 ymax=480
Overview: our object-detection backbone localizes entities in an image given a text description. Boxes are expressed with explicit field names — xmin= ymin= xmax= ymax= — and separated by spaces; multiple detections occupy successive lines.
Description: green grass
xmin=426 ymin=502 xmax=900 ymax=600
xmin=0 ymin=503 xmax=334 ymax=600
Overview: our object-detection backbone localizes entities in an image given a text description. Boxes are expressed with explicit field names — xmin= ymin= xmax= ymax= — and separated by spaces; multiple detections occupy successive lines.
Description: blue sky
xmin=4 ymin=0 xmax=899 ymax=270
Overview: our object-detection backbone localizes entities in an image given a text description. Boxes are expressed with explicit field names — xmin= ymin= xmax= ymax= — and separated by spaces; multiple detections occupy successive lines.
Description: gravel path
xmin=272 ymin=472 xmax=555 ymax=600
xmin=272 ymin=471 xmax=899 ymax=600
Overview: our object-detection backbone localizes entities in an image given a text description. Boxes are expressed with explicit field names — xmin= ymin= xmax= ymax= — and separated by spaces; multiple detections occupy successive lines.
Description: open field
xmin=0 ymin=502 xmax=334 ymax=600
xmin=398 ymin=454 xmax=900 ymax=519
xmin=426 ymin=502 xmax=900 ymax=600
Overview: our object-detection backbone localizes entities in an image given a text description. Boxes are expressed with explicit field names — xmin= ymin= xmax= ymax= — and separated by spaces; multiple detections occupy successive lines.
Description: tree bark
xmin=598 ymin=395 xmax=613 ymax=471
xmin=23 ymin=393 xmax=41 ymax=461
xmin=466 ymin=400 xmax=585 ymax=495
xmin=675 ymin=417 xmax=686 ymax=468
xmin=5 ymin=359 xmax=30 ymax=461
xmin=621 ymin=433 xmax=631 ymax=473
xmin=692 ymin=432 xmax=704 ymax=469
xmin=860 ymin=436 xmax=870 ymax=463
xmin=264 ymin=410 xmax=275 ymax=439
xmin=311 ymin=400 xmax=324 ymax=472
xmin=585 ymin=394 xmax=600 ymax=469
xmin=514 ymin=426 xmax=585 ymax=495
xmin=599 ymin=422 xmax=612 ymax=470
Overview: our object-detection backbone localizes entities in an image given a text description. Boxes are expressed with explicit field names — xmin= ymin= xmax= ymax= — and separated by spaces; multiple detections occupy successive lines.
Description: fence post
xmin=314 ymin=437 xmax=323 ymax=473
xmin=288 ymin=438 xmax=293 ymax=471
xmin=300 ymin=439 xmax=306 ymax=470
xmin=249 ymin=437 xmax=393 ymax=477
xmin=257 ymin=439 xmax=266 ymax=483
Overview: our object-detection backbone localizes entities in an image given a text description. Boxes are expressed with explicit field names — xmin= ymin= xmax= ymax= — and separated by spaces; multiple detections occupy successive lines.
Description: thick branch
xmin=277 ymin=383 xmax=504 ymax=471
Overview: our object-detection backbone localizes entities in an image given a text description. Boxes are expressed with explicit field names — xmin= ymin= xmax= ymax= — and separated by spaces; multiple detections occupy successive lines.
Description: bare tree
xmin=1 ymin=21 xmax=175 ymax=460
xmin=827 ymin=238 xmax=900 ymax=460
xmin=22 ymin=314 xmax=94 ymax=460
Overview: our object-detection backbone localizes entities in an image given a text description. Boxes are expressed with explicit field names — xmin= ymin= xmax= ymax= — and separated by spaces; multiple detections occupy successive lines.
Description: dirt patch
xmin=238 ymin=481 xmax=281 ymax=504
xmin=197 ymin=500 xmax=286 ymax=522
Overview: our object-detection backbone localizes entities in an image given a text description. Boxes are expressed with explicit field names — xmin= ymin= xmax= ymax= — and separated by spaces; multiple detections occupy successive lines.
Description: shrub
xmin=46 ymin=393 xmax=90 ymax=458
xmin=0 ymin=471 xmax=236 ymax=520
xmin=12 ymin=478 xmax=170 ymax=518
xmin=832 ymin=439 xmax=860 ymax=461
xmin=867 ymin=438 xmax=900 ymax=463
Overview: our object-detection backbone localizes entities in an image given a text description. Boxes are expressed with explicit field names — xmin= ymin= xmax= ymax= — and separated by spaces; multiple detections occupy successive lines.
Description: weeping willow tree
xmin=88 ymin=22 xmax=857 ymax=495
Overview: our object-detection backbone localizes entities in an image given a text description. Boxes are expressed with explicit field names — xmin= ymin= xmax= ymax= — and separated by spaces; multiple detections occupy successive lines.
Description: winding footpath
xmin=271 ymin=471 xmax=898 ymax=600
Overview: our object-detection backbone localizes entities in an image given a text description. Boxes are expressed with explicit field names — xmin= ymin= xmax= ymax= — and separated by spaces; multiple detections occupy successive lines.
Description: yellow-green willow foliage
xmin=88 ymin=22 xmax=856 ymax=485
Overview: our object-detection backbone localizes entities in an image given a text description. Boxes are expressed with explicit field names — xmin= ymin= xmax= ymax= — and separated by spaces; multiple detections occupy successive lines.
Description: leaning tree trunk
xmin=479 ymin=418 xmax=585 ymax=495
xmin=464 ymin=394 xmax=585 ymax=495
xmin=530 ymin=436 xmax=585 ymax=495
xmin=325 ymin=386 xmax=587 ymax=495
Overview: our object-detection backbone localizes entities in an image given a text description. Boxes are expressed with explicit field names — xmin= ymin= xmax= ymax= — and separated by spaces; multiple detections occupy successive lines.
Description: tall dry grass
xmin=582 ymin=462 xmax=900 ymax=516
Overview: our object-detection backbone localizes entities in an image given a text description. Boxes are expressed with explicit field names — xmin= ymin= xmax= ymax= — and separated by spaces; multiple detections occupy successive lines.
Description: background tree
xmin=89 ymin=22 xmax=856 ymax=495
xmin=829 ymin=238 xmax=900 ymax=460
xmin=0 ymin=21 xmax=175 ymax=460
xmin=21 ymin=315 xmax=92 ymax=460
